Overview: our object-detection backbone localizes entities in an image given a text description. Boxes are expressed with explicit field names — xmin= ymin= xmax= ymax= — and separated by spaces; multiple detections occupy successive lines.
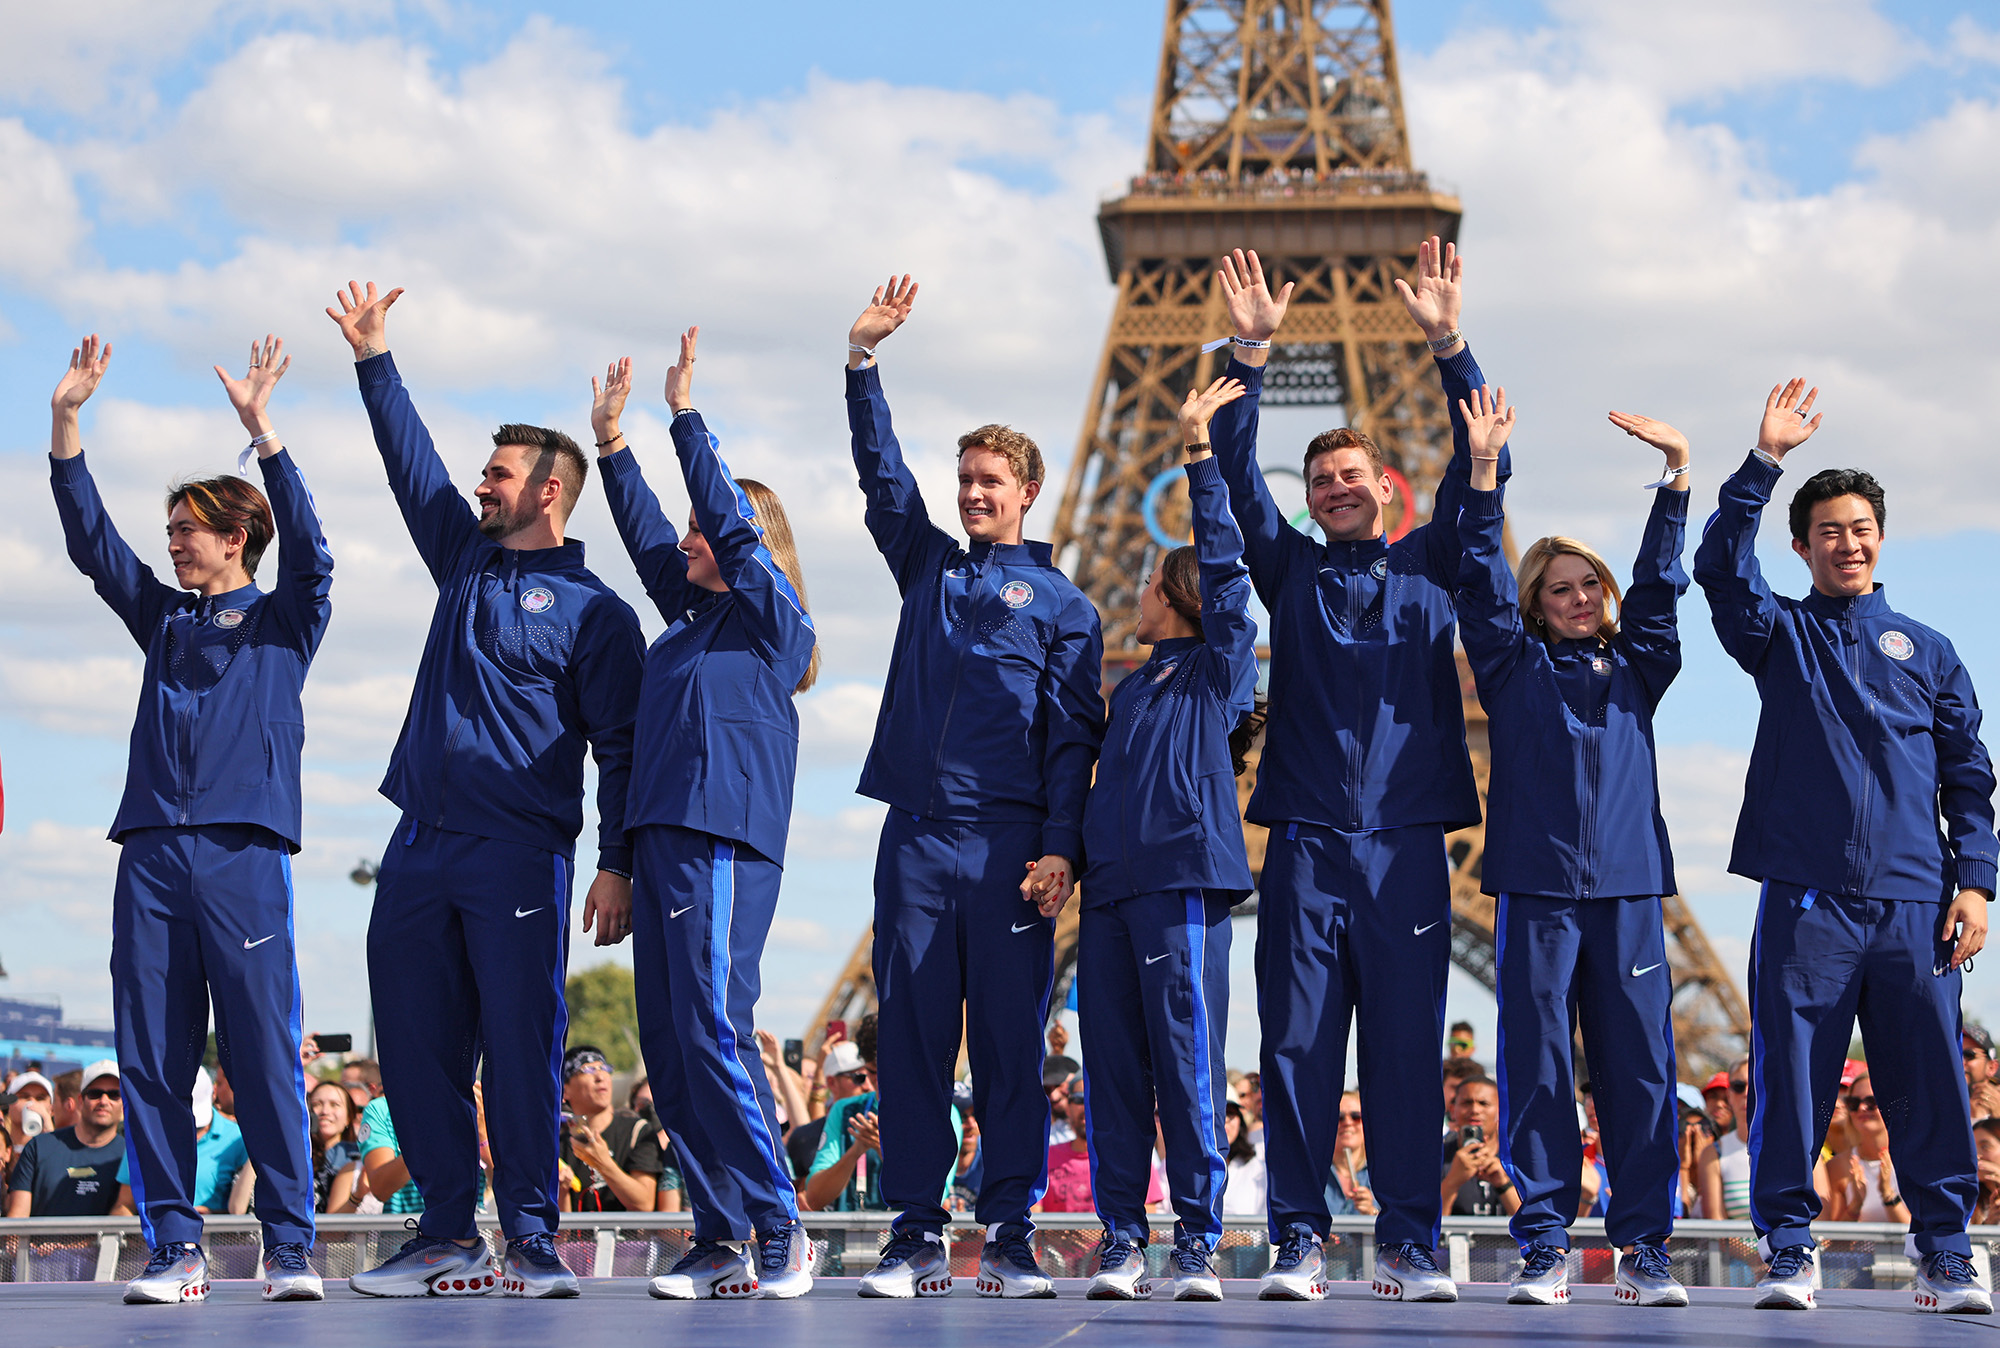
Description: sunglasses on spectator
xmin=839 ymin=1068 xmax=873 ymax=1084
xmin=1448 ymin=1039 xmax=1473 ymax=1050
xmin=1966 ymin=1048 xmax=1986 ymax=1062
xmin=83 ymin=1087 xmax=121 ymax=1101
xmin=1845 ymin=1095 xmax=1878 ymax=1112
xmin=1728 ymin=1080 xmax=1749 ymax=1094
xmin=1339 ymin=1110 xmax=1364 ymax=1122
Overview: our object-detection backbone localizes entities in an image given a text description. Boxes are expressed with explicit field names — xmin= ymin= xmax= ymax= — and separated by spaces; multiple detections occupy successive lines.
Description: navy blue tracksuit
xmin=1078 ymin=455 xmax=1258 ymax=1247
xmin=1696 ymin=451 xmax=1998 ymax=1259
xmin=846 ymin=363 xmax=1106 ymax=1237
xmin=355 ymin=353 xmax=644 ymax=1241
xmin=1209 ymin=349 xmax=1501 ymax=1249
xmin=601 ymin=411 xmax=815 ymax=1241
xmin=52 ymin=448 xmax=332 ymax=1251
xmin=1457 ymin=483 xmax=1688 ymax=1251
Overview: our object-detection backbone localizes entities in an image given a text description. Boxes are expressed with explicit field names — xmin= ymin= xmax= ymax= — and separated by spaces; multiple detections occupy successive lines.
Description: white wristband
xmin=1751 ymin=447 xmax=1782 ymax=468
xmin=848 ymin=342 xmax=876 ymax=358
xmin=1639 ymin=463 xmax=1691 ymax=489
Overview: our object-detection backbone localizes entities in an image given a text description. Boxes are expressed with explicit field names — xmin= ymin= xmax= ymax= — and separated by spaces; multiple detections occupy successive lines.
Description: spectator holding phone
xmin=1439 ymin=1078 xmax=1518 ymax=1218
xmin=1971 ymin=1119 xmax=2000 ymax=1225
xmin=558 ymin=1047 xmax=662 ymax=1213
xmin=1966 ymin=1027 xmax=2000 ymax=1122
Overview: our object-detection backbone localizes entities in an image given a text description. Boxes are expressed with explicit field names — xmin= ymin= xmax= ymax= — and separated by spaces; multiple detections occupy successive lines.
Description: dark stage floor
xmin=6 ymin=1277 xmax=1998 ymax=1347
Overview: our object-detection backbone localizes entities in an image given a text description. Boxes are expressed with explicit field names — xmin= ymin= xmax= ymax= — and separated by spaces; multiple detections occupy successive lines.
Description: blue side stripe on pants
xmin=708 ymin=837 xmax=799 ymax=1225
xmin=1185 ymin=891 xmax=1227 ymax=1234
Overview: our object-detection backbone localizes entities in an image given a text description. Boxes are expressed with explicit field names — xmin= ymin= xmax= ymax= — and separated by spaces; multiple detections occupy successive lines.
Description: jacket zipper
xmin=1846 ymin=613 xmax=1877 ymax=894
xmin=926 ymin=553 xmax=981 ymax=818
xmin=1345 ymin=551 xmax=1365 ymax=829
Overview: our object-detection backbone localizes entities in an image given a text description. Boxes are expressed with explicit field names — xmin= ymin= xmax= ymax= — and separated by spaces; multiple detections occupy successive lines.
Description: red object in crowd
xmin=1702 ymin=1071 xmax=1731 ymax=1094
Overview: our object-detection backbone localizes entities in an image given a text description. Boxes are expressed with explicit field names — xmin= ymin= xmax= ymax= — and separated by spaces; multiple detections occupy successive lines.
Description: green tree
xmin=565 ymin=964 xmax=643 ymax=1072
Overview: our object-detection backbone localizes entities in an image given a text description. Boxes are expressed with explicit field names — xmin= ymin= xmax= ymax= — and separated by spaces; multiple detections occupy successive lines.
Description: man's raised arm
xmin=844 ymin=275 xmax=953 ymax=593
xmin=1211 ymin=249 xmax=1304 ymax=593
xmin=326 ymin=282 xmax=478 ymax=584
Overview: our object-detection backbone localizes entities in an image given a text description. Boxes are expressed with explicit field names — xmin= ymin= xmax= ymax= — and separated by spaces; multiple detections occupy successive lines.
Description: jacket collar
xmin=488 ymin=537 xmax=590 ymax=570
xmin=1145 ymin=636 xmax=1203 ymax=661
xmin=1800 ymin=583 xmax=1889 ymax=619
xmin=966 ymin=539 xmax=1054 ymax=568
xmin=189 ymin=581 xmax=262 ymax=619
xmin=1320 ymin=534 xmax=1389 ymax=568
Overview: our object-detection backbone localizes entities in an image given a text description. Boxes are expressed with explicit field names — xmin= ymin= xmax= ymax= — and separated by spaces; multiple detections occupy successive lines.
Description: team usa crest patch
xmin=520 ymin=587 xmax=556 ymax=614
xmin=999 ymin=580 xmax=1034 ymax=609
xmin=1590 ymin=655 xmax=1611 ymax=675
xmin=212 ymin=609 xmax=245 ymax=629
xmin=1151 ymin=662 xmax=1179 ymax=684
xmin=1878 ymin=630 xmax=1914 ymax=661
xmin=1371 ymin=556 xmax=1390 ymax=580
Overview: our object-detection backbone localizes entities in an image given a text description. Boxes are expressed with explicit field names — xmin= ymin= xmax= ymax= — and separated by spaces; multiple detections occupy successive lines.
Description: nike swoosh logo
xmin=1413 ymin=921 xmax=1440 ymax=936
xmin=1011 ymin=921 xmax=1037 ymax=933
xmin=1146 ymin=952 xmax=1170 ymax=965
xmin=243 ymin=935 xmax=277 ymax=949
xmin=670 ymin=905 xmax=695 ymax=919
xmin=514 ymin=907 xmax=544 ymax=919
xmin=1631 ymin=962 xmax=1664 ymax=977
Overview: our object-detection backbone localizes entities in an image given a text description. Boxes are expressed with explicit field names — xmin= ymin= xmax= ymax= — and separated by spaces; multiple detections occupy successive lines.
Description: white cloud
xmin=0 ymin=655 xmax=143 ymax=738
xmin=1540 ymin=0 xmax=1916 ymax=98
xmin=788 ymin=802 xmax=889 ymax=861
xmin=797 ymin=681 xmax=884 ymax=766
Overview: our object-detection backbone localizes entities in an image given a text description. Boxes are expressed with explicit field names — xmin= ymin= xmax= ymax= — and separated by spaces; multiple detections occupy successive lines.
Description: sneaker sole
xmin=974 ymin=1276 xmax=1056 ymax=1298
xmin=123 ymin=1282 xmax=210 ymax=1305
xmin=758 ymin=1275 xmax=814 ymax=1300
xmin=1086 ymin=1281 xmax=1144 ymax=1301
xmin=1374 ymin=1277 xmax=1457 ymax=1303
xmin=350 ymin=1270 xmax=498 ymax=1299
xmin=1753 ymin=1290 xmax=1813 ymax=1310
xmin=858 ymin=1274 xmax=953 ymax=1298
xmin=1916 ymin=1288 xmax=1993 ymax=1314
xmin=1615 ymin=1281 xmax=1688 ymax=1307
xmin=1508 ymin=1285 xmax=1569 ymax=1305
xmin=1173 ymin=1282 xmax=1223 ymax=1302
xmin=1259 ymin=1281 xmax=1326 ymax=1301
xmin=262 ymin=1284 xmax=325 ymax=1302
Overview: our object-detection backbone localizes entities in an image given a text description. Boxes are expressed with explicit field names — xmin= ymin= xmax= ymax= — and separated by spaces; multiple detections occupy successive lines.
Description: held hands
xmin=1755 ymin=378 xmax=1821 ymax=460
xmin=849 ymin=274 xmax=918 ymax=365
xmin=1019 ymin=854 xmax=1075 ymax=917
xmin=665 ymin=326 xmax=698 ymax=413
xmin=214 ymin=335 xmax=290 ymax=440
xmin=53 ymin=334 xmax=113 ymax=414
xmin=1393 ymin=236 xmax=1463 ymax=345
xmin=1179 ymin=376 xmax=1247 ymax=452
xmin=1218 ymin=249 xmax=1292 ymax=343
xmin=325 ymin=281 xmax=402 ymax=360
xmin=591 ymin=357 xmax=632 ymax=448
xmin=1941 ymin=888 xmax=1989 ymax=973
xmin=1458 ymin=385 xmax=1514 ymax=491
xmin=581 ymin=870 xmax=634 ymax=947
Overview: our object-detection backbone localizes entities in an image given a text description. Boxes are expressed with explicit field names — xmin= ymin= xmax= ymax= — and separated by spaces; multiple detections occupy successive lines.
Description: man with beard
xmin=327 ymin=283 xmax=644 ymax=1300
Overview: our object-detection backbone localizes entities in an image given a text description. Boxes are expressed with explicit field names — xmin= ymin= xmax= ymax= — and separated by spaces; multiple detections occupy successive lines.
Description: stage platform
xmin=5 ymin=1278 xmax=1996 ymax=1347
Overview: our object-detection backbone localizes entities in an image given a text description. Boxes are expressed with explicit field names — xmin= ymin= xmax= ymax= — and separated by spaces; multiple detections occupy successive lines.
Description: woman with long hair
xmin=590 ymin=328 xmax=818 ymax=1301
xmin=1452 ymin=387 xmax=1693 ymax=1309
xmin=1075 ymin=377 xmax=1262 ymax=1304
xmin=308 ymin=1081 xmax=363 ymax=1214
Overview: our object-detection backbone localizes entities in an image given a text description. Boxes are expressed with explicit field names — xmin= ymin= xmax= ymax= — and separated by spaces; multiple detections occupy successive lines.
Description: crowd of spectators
xmin=8 ymin=1018 xmax=1999 ymax=1233
xmin=1124 ymin=163 xmax=1434 ymax=201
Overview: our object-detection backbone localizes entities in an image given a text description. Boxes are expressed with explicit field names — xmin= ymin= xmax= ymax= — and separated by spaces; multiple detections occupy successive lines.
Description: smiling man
xmin=327 ymin=283 xmax=644 ymax=1301
xmin=839 ymin=276 xmax=1105 ymax=1299
xmin=1204 ymin=243 xmax=1502 ymax=1304
xmin=48 ymin=335 xmax=331 ymax=1305
xmin=1694 ymin=380 xmax=1998 ymax=1316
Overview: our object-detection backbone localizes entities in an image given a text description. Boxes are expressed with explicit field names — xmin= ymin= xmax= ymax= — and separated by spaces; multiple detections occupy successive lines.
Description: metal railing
xmin=3 ymin=1212 xmax=1994 ymax=1289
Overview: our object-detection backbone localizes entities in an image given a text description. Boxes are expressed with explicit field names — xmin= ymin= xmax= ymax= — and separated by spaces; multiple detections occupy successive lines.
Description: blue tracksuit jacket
xmin=1208 ymin=348 xmax=1505 ymax=832
xmin=845 ymin=363 xmax=1105 ymax=860
xmin=51 ymin=449 xmax=334 ymax=848
xmin=599 ymin=411 xmax=815 ymax=866
xmin=1457 ymin=484 xmax=1688 ymax=899
xmin=1081 ymin=455 xmax=1259 ymax=905
xmin=1692 ymin=452 xmax=1998 ymax=901
xmin=356 ymin=353 xmax=644 ymax=872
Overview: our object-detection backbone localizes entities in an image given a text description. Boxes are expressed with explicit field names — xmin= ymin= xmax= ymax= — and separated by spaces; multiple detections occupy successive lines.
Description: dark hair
xmin=344 ymin=1058 xmax=382 ymax=1089
xmin=855 ymin=1013 xmax=879 ymax=1066
xmin=307 ymin=1079 xmax=359 ymax=1161
xmin=53 ymin=1069 xmax=82 ymax=1103
xmin=493 ymin=424 xmax=589 ymax=519
xmin=1975 ymin=1117 xmax=2000 ymax=1146
xmin=1224 ymin=1100 xmax=1258 ymax=1164
xmin=1788 ymin=468 xmax=1885 ymax=543
xmin=1450 ymin=1021 xmax=1474 ymax=1037
xmin=1442 ymin=1058 xmax=1487 ymax=1086
xmin=627 ymin=1077 xmax=651 ymax=1113
xmin=1158 ymin=544 xmax=1268 ymax=774
xmin=167 ymin=476 xmax=276 ymax=577
xmin=1303 ymin=426 xmax=1386 ymax=480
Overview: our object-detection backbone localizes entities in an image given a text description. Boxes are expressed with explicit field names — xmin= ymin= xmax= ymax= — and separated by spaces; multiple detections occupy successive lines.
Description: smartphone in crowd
xmin=313 ymin=1032 xmax=354 ymax=1054
xmin=783 ymin=1039 xmax=805 ymax=1072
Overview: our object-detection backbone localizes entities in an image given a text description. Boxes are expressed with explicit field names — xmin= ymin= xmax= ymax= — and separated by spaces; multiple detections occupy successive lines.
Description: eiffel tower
xmin=812 ymin=0 xmax=1752 ymax=1078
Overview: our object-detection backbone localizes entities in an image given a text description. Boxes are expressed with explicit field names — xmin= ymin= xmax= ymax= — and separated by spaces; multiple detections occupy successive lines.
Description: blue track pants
xmin=1256 ymin=822 xmax=1450 ymax=1247
xmin=1077 ymin=890 xmax=1232 ymax=1245
xmin=1748 ymin=881 xmax=1974 ymax=1257
xmin=631 ymin=825 xmax=797 ymax=1241
xmin=367 ymin=819 xmax=572 ymax=1240
xmin=872 ymin=813 xmax=1053 ymax=1236
xmin=1495 ymin=892 xmax=1679 ymax=1251
xmin=112 ymin=825 xmax=313 ymax=1249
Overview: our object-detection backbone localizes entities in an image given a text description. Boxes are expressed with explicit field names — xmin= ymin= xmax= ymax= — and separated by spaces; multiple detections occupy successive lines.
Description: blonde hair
xmin=737 ymin=478 xmax=819 ymax=694
xmin=1516 ymin=535 xmax=1622 ymax=642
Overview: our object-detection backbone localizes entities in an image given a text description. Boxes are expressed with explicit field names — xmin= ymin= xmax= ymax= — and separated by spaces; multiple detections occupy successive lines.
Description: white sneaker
xmin=1259 ymin=1224 xmax=1325 ymax=1301
xmin=648 ymin=1240 xmax=758 ymax=1300
xmin=1915 ymin=1251 xmax=1993 ymax=1314
xmin=1373 ymin=1240 xmax=1458 ymax=1302
xmin=125 ymin=1243 xmax=209 ymax=1304
xmin=1168 ymin=1235 xmax=1223 ymax=1302
xmin=1752 ymin=1245 xmax=1815 ymax=1310
xmin=975 ymin=1230 xmax=1055 ymax=1298
xmin=349 ymin=1229 xmax=496 ymax=1298
xmin=1085 ymin=1235 xmax=1150 ymax=1300
xmin=1508 ymin=1243 xmax=1568 ymax=1305
xmin=753 ymin=1224 xmax=815 ymax=1300
xmin=500 ymin=1232 xmax=580 ymax=1298
xmin=1615 ymin=1243 xmax=1687 ymax=1307
xmin=261 ymin=1242 xmax=324 ymax=1301
xmin=858 ymin=1229 xmax=952 ymax=1298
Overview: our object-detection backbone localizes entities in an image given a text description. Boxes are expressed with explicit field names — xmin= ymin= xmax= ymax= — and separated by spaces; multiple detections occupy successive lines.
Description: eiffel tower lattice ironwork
xmin=811 ymin=0 xmax=1752 ymax=1079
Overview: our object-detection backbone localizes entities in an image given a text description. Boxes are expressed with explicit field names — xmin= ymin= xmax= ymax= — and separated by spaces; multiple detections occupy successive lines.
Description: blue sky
xmin=2 ymin=0 xmax=1998 ymax=1074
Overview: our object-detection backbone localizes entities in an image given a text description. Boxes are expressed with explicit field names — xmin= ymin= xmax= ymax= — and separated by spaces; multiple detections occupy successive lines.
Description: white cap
xmin=190 ymin=1067 xmax=214 ymax=1130
xmin=82 ymin=1059 xmax=120 ymax=1089
xmin=823 ymin=1043 xmax=864 ymax=1078
xmin=8 ymin=1071 xmax=54 ymax=1098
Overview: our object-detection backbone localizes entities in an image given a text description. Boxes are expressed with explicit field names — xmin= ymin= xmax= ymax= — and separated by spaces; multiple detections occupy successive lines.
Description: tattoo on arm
xmin=357 ymin=343 xmax=383 ymax=361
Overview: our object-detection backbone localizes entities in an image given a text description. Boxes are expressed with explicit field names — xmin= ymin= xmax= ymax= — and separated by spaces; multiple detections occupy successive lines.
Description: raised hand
xmin=849 ymin=274 xmax=918 ymax=359
xmin=1755 ymin=378 xmax=1821 ymax=460
xmin=1606 ymin=410 xmax=1690 ymax=465
xmin=591 ymin=356 xmax=633 ymax=449
xmin=325 ymin=281 xmax=403 ymax=360
xmin=1218 ymin=248 xmax=1292 ymax=343
xmin=1459 ymin=385 xmax=1515 ymax=459
xmin=53 ymin=334 xmax=113 ymax=413
xmin=664 ymin=326 xmax=698 ymax=413
xmin=1392 ymin=236 xmax=1462 ymax=344
xmin=214 ymin=335 xmax=290 ymax=432
xmin=1179 ymin=375 xmax=1247 ymax=448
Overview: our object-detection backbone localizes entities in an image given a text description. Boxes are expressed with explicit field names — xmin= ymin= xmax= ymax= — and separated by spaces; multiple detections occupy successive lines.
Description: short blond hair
xmin=957 ymin=424 xmax=1044 ymax=487
xmin=1516 ymin=535 xmax=1622 ymax=641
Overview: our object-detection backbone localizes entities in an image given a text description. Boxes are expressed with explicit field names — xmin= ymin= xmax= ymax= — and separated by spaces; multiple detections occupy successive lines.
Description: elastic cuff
xmin=1040 ymin=829 xmax=1083 ymax=866
xmin=597 ymin=847 xmax=633 ymax=876
xmin=597 ymin=447 xmax=638 ymax=480
xmin=1434 ymin=343 xmax=1480 ymax=384
xmin=1183 ymin=455 xmax=1223 ymax=486
xmin=354 ymin=350 xmax=398 ymax=386
xmin=1462 ymin=486 xmax=1505 ymax=518
xmin=1736 ymin=449 xmax=1783 ymax=490
xmin=1956 ymin=860 xmax=1997 ymax=894
xmin=1223 ymin=356 xmax=1266 ymax=389
xmin=845 ymin=362 xmax=883 ymax=396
